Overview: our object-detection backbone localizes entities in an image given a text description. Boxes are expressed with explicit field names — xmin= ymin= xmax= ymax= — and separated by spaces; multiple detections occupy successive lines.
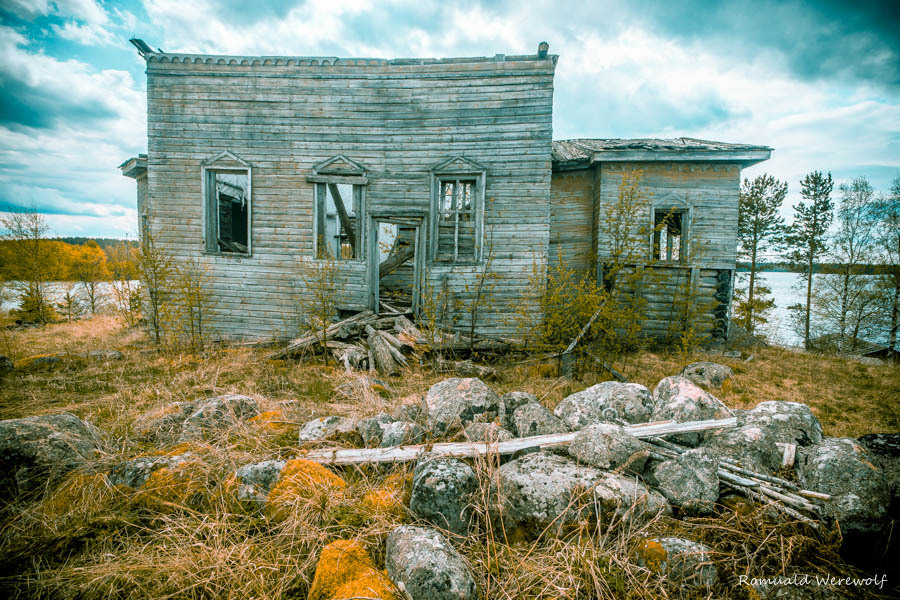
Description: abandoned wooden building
xmin=120 ymin=40 xmax=771 ymax=343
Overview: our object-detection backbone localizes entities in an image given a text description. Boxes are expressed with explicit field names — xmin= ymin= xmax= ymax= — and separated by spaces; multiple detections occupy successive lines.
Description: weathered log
xmin=328 ymin=341 xmax=368 ymax=371
xmin=366 ymin=325 xmax=398 ymax=375
xmin=269 ymin=311 xmax=375 ymax=359
xmin=327 ymin=183 xmax=356 ymax=254
xmin=299 ymin=417 xmax=738 ymax=465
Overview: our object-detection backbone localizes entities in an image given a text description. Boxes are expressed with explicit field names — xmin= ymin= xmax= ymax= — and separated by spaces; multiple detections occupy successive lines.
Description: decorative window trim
xmin=429 ymin=156 xmax=487 ymax=263
xmin=201 ymin=150 xmax=252 ymax=256
xmin=649 ymin=191 xmax=691 ymax=263
xmin=308 ymin=155 xmax=368 ymax=261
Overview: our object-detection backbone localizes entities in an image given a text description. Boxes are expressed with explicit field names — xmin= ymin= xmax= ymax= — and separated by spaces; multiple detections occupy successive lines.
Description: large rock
xmin=857 ymin=433 xmax=900 ymax=507
xmin=425 ymin=378 xmax=504 ymax=436
xmin=797 ymin=438 xmax=890 ymax=539
xmin=593 ymin=473 xmax=671 ymax=529
xmin=742 ymin=401 xmax=823 ymax=447
xmin=554 ymin=382 xmax=654 ymax=429
xmin=180 ymin=394 xmax=259 ymax=440
xmin=493 ymin=452 xmax=601 ymax=534
xmin=651 ymin=448 xmax=720 ymax=515
xmin=385 ymin=525 xmax=477 ymax=600
xmin=568 ymin=423 xmax=649 ymax=474
xmin=703 ymin=423 xmax=782 ymax=474
xmin=0 ymin=413 xmax=103 ymax=498
xmin=380 ymin=421 xmax=425 ymax=447
xmin=512 ymin=402 xmax=569 ymax=437
xmin=500 ymin=391 xmax=538 ymax=423
xmin=132 ymin=401 xmax=197 ymax=443
xmin=298 ymin=416 xmax=359 ymax=443
xmin=634 ymin=537 xmax=718 ymax=588
xmin=356 ymin=412 xmax=397 ymax=447
xmin=231 ymin=459 xmax=287 ymax=504
xmin=108 ymin=454 xmax=191 ymax=490
xmin=463 ymin=422 xmax=514 ymax=443
xmin=651 ymin=377 xmax=733 ymax=446
xmin=680 ymin=361 xmax=733 ymax=388
xmin=409 ymin=457 xmax=477 ymax=535
xmin=308 ymin=539 xmax=396 ymax=600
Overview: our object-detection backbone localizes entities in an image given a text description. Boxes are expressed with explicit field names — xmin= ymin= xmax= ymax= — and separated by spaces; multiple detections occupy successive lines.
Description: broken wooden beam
xmin=327 ymin=183 xmax=356 ymax=255
xmin=299 ymin=417 xmax=737 ymax=465
xmin=269 ymin=310 xmax=375 ymax=359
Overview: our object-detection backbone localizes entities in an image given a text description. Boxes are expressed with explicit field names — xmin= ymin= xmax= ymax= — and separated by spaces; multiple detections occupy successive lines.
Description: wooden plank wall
xmin=144 ymin=55 xmax=556 ymax=340
xmin=549 ymin=169 xmax=593 ymax=276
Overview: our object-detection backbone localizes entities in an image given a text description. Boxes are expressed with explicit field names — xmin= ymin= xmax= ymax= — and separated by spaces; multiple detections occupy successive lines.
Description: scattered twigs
xmin=299 ymin=417 xmax=737 ymax=466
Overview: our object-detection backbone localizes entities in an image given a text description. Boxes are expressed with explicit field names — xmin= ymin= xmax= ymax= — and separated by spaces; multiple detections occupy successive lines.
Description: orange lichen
xmin=135 ymin=461 xmax=204 ymax=509
xmin=308 ymin=539 xmax=399 ymax=600
xmin=361 ymin=472 xmax=409 ymax=514
xmin=146 ymin=441 xmax=208 ymax=457
xmin=248 ymin=410 xmax=292 ymax=434
xmin=265 ymin=459 xmax=346 ymax=520
xmin=634 ymin=539 xmax=669 ymax=572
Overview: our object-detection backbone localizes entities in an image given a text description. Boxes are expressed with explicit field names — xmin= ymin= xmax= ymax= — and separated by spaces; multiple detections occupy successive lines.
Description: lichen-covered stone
xmin=554 ymin=381 xmax=654 ymax=430
xmin=309 ymin=539 xmax=398 ymax=600
xmin=425 ymin=378 xmax=504 ymax=436
xmin=493 ymin=451 xmax=601 ymax=534
xmin=231 ymin=459 xmax=287 ymax=504
xmin=797 ymin=437 xmax=890 ymax=538
xmin=298 ymin=415 xmax=359 ymax=443
xmin=108 ymin=454 xmax=190 ymax=490
xmin=703 ymin=423 xmax=782 ymax=474
xmin=500 ymin=391 xmax=538 ymax=422
xmin=357 ymin=412 xmax=397 ymax=447
xmin=651 ymin=447 xmax=720 ymax=515
xmin=265 ymin=459 xmax=346 ymax=519
xmin=380 ymin=421 xmax=425 ymax=447
xmin=593 ymin=473 xmax=671 ymax=528
xmin=568 ymin=423 xmax=649 ymax=474
xmin=385 ymin=525 xmax=477 ymax=600
xmin=651 ymin=377 xmax=733 ymax=446
xmin=180 ymin=394 xmax=259 ymax=440
xmin=634 ymin=537 xmax=718 ymax=587
xmin=680 ymin=361 xmax=733 ymax=388
xmin=857 ymin=433 xmax=900 ymax=505
xmin=463 ymin=422 xmax=514 ymax=443
xmin=410 ymin=457 xmax=477 ymax=535
xmin=512 ymin=402 xmax=569 ymax=437
xmin=0 ymin=412 xmax=103 ymax=498
xmin=742 ymin=401 xmax=823 ymax=447
xmin=132 ymin=401 xmax=197 ymax=444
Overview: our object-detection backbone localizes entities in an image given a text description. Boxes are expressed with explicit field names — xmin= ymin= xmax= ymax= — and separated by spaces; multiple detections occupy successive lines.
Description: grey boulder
xmin=386 ymin=525 xmax=477 ymax=600
xmin=703 ymin=423 xmax=782 ymax=474
xmin=132 ymin=401 xmax=197 ymax=444
xmin=463 ymin=422 xmax=515 ymax=443
xmin=380 ymin=421 xmax=425 ymax=447
xmin=425 ymin=378 xmax=505 ymax=436
xmin=797 ymin=437 xmax=890 ymax=538
xmin=297 ymin=415 xmax=358 ymax=443
xmin=108 ymin=453 xmax=190 ymax=489
xmin=356 ymin=412 xmax=397 ymax=447
xmin=568 ymin=423 xmax=649 ymax=474
xmin=0 ymin=412 xmax=103 ymax=498
xmin=680 ymin=361 xmax=733 ymax=388
xmin=512 ymin=402 xmax=569 ymax=437
xmin=501 ymin=391 xmax=538 ymax=422
xmin=554 ymin=381 xmax=654 ymax=429
xmin=180 ymin=394 xmax=259 ymax=440
xmin=593 ymin=473 xmax=671 ymax=529
xmin=409 ymin=457 xmax=477 ymax=535
xmin=635 ymin=536 xmax=718 ymax=588
xmin=493 ymin=451 xmax=601 ymax=534
xmin=742 ymin=401 xmax=823 ymax=447
xmin=651 ymin=377 xmax=733 ymax=446
xmin=651 ymin=447 xmax=720 ymax=515
xmin=231 ymin=459 xmax=287 ymax=504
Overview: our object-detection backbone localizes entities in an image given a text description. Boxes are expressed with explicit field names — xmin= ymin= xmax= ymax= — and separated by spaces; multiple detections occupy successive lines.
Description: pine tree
xmin=786 ymin=171 xmax=834 ymax=350
xmin=737 ymin=174 xmax=786 ymax=335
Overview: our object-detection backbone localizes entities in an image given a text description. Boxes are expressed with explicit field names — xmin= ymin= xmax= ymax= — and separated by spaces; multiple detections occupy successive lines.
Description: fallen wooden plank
xmin=298 ymin=417 xmax=738 ymax=465
xmin=269 ymin=310 xmax=375 ymax=359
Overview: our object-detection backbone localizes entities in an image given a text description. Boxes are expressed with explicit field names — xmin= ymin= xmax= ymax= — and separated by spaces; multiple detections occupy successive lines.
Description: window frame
xmin=201 ymin=151 xmax=253 ymax=257
xmin=429 ymin=156 xmax=486 ymax=264
xmin=649 ymin=195 xmax=691 ymax=263
xmin=312 ymin=181 xmax=367 ymax=262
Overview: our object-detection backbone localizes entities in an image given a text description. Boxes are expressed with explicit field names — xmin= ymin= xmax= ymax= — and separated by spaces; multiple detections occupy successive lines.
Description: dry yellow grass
xmin=0 ymin=316 xmax=896 ymax=599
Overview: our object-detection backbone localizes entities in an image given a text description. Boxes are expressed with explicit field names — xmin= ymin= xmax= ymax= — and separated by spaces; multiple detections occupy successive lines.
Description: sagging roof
xmin=552 ymin=137 xmax=772 ymax=170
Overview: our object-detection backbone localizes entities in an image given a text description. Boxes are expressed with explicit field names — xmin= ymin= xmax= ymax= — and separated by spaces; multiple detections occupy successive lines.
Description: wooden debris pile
xmin=269 ymin=310 xmax=508 ymax=375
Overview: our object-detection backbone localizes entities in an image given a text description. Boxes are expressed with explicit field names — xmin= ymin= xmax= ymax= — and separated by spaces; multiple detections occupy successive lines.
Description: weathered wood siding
xmin=549 ymin=169 xmax=593 ymax=276
xmin=144 ymin=54 xmax=556 ymax=340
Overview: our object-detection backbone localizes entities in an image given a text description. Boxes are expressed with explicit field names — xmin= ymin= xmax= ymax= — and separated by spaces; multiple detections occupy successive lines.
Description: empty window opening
xmin=316 ymin=183 xmax=363 ymax=260
xmin=436 ymin=179 xmax=476 ymax=261
xmin=206 ymin=170 xmax=249 ymax=254
xmin=653 ymin=210 xmax=686 ymax=262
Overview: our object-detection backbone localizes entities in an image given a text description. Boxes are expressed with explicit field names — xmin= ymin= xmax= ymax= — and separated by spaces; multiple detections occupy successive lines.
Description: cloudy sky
xmin=1 ymin=0 xmax=898 ymax=239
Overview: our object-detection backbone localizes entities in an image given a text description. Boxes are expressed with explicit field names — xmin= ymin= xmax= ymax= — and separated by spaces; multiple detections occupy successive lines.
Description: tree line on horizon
xmin=735 ymin=171 xmax=899 ymax=354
